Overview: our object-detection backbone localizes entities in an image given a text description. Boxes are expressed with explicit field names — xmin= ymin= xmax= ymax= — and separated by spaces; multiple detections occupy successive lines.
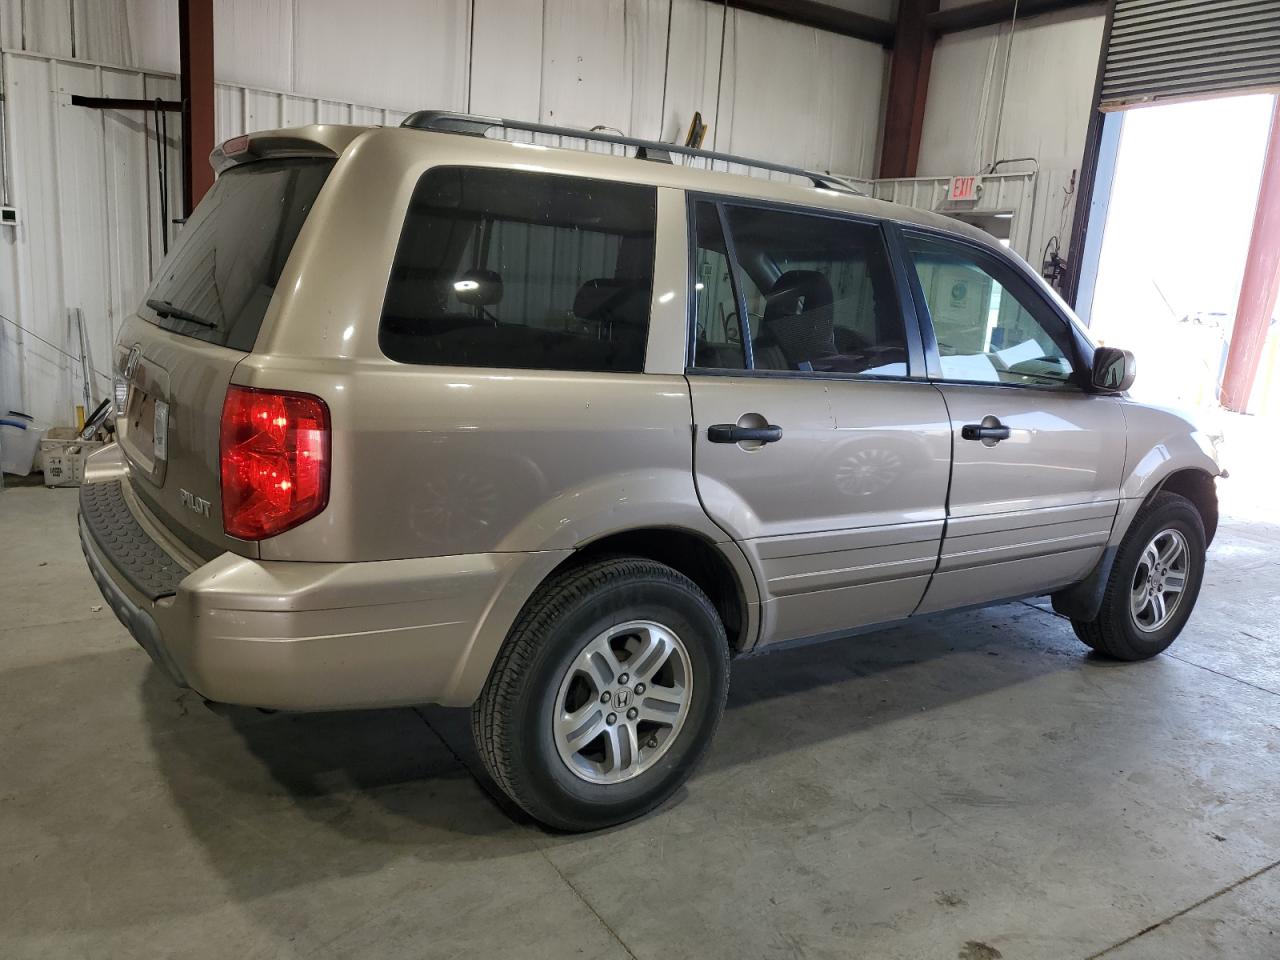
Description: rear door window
xmin=691 ymin=200 xmax=909 ymax=377
xmin=380 ymin=167 xmax=657 ymax=373
xmin=142 ymin=157 xmax=334 ymax=351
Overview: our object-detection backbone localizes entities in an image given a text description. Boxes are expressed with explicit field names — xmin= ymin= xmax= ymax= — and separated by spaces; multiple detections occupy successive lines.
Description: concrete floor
xmin=3 ymin=448 xmax=1278 ymax=959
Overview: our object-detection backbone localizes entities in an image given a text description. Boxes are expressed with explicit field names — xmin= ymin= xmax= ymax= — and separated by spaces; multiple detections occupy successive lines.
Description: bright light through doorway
xmin=1089 ymin=93 xmax=1280 ymax=522
xmin=1089 ymin=94 xmax=1277 ymax=416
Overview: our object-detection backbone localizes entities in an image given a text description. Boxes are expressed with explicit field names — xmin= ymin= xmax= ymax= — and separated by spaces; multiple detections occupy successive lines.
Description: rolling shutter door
xmin=1101 ymin=0 xmax=1280 ymax=108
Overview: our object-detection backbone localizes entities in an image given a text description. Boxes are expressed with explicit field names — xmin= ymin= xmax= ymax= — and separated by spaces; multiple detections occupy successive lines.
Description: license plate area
xmin=120 ymin=377 xmax=170 ymax=487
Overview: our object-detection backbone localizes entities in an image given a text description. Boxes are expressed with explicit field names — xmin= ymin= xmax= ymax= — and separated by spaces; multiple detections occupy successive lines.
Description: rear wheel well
xmin=1156 ymin=469 xmax=1219 ymax=546
xmin=559 ymin=529 xmax=748 ymax=652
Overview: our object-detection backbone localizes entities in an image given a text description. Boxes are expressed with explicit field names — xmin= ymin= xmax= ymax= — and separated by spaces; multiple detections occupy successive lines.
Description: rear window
xmin=379 ymin=167 xmax=657 ymax=373
xmin=141 ymin=157 xmax=334 ymax=351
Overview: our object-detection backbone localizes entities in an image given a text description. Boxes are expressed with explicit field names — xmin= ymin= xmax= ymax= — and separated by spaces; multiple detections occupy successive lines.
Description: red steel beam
xmin=179 ymin=0 xmax=215 ymax=217
xmin=879 ymin=0 xmax=939 ymax=178
xmin=1221 ymin=99 xmax=1280 ymax=412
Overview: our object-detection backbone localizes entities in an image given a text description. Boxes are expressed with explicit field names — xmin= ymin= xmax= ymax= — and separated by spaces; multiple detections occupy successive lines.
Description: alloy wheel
xmin=552 ymin=620 xmax=693 ymax=785
xmin=1130 ymin=528 xmax=1190 ymax=633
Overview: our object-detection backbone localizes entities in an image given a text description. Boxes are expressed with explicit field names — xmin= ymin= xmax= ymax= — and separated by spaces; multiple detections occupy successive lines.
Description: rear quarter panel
xmin=235 ymin=129 xmax=719 ymax=564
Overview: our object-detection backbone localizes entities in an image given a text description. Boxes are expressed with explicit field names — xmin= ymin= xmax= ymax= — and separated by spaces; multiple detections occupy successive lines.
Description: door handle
xmin=708 ymin=423 xmax=783 ymax=444
xmin=961 ymin=422 xmax=1011 ymax=442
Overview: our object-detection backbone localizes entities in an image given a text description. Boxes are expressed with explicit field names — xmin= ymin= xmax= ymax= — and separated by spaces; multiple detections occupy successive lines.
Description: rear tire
xmin=1071 ymin=491 xmax=1206 ymax=661
xmin=471 ymin=556 xmax=730 ymax=831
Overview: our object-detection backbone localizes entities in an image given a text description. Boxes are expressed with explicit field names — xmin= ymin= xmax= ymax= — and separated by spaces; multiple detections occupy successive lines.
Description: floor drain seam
xmin=1162 ymin=652 xmax=1280 ymax=698
xmin=536 ymin=845 xmax=641 ymax=960
xmin=1083 ymin=858 xmax=1280 ymax=959
xmin=1020 ymin=601 xmax=1280 ymax=698
xmin=410 ymin=706 xmax=469 ymax=768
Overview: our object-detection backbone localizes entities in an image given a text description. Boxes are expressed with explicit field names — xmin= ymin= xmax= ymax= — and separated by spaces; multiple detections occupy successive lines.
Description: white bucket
xmin=0 ymin=412 xmax=49 ymax=476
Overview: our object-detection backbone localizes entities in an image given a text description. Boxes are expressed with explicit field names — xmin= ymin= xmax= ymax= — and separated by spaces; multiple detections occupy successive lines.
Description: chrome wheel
xmin=1130 ymin=528 xmax=1189 ymax=633
xmin=552 ymin=620 xmax=693 ymax=785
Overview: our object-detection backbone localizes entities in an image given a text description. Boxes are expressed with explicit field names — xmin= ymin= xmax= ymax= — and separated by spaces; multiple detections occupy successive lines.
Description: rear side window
xmin=142 ymin=157 xmax=334 ymax=351
xmin=380 ymin=167 xmax=657 ymax=373
xmin=691 ymin=201 xmax=908 ymax=377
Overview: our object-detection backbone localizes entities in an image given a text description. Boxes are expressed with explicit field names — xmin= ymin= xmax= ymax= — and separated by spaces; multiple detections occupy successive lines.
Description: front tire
xmin=1072 ymin=491 xmax=1206 ymax=660
xmin=472 ymin=556 xmax=730 ymax=831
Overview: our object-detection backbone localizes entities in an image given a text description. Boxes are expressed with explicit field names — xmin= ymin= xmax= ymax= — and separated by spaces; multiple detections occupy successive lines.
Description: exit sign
xmin=948 ymin=175 xmax=982 ymax=202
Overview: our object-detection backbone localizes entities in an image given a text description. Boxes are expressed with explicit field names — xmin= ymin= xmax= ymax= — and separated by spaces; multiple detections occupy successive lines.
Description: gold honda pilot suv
xmin=79 ymin=112 xmax=1222 ymax=831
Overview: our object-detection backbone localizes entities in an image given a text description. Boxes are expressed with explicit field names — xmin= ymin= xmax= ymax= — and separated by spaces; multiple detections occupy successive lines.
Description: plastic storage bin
xmin=1 ymin=411 xmax=49 ymax=476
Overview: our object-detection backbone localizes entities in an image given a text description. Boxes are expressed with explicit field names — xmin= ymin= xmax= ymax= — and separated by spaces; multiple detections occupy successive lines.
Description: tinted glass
xmin=691 ymin=202 xmax=746 ymax=369
xmin=723 ymin=205 xmax=908 ymax=376
xmin=142 ymin=157 xmax=334 ymax=351
xmin=907 ymin=235 xmax=1077 ymax=388
xmin=380 ymin=167 xmax=657 ymax=373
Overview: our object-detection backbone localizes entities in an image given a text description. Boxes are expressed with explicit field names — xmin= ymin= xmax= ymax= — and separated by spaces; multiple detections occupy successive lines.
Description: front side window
xmin=906 ymin=234 xmax=1078 ymax=389
xmin=691 ymin=201 xmax=908 ymax=377
xmin=380 ymin=167 xmax=657 ymax=373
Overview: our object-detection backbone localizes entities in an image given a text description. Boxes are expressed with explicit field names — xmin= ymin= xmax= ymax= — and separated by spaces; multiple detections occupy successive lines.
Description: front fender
xmin=1111 ymin=400 xmax=1222 ymax=547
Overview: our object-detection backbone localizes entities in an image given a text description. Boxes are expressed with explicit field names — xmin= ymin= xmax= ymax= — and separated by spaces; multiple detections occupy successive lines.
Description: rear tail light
xmin=219 ymin=385 xmax=330 ymax=540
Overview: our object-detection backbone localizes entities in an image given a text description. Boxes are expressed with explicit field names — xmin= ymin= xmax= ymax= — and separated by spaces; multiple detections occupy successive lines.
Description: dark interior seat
xmin=753 ymin=270 xmax=837 ymax=370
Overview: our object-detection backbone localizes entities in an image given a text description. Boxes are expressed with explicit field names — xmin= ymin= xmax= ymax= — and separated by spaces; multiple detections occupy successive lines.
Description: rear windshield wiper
xmin=146 ymin=298 xmax=218 ymax=329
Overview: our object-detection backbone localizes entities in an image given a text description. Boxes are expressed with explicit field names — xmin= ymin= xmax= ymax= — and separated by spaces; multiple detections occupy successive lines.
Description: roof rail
xmin=400 ymin=110 xmax=865 ymax=196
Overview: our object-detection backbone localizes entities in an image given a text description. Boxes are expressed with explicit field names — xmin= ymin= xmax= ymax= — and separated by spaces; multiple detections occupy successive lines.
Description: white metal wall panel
xmin=1 ymin=0 xmax=902 ymax=422
xmin=14 ymin=0 xmax=73 ymax=58
xmin=0 ymin=3 xmax=21 ymax=51
xmin=469 ymin=0 xmax=544 ymax=118
xmin=292 ymin=0 xmax=469 ymax=113
xmin=716 ymin=8 xmax=887 ymax=177
xmin=3 ymin=54 xmax=69 ymax=422
xmin=124 ymin=0 xmax=179 ymax=72
xmin=539 ymin=0 xmax=669 ymax=137
xmin=213 ymin=0 xmax=293 ymax=92
xmin=101 ymin=70 xmax=157 ymax=360
xmin=1102 ymin=0 xmax=1280 ymax=107
xmin=661 ymin=0 xmax=725 ymax=142
xmin=71 ymin=0 xmax=134 ymax=65
xmin=54 ymin=60 xmax=115 ymax=409
xmin=918 ymin=7 xmax=1106 ymax=266
xmin=212 ymin=81 xmax=407 ymax=140
xmin=0 ymin=52 xmax=180 ymax=425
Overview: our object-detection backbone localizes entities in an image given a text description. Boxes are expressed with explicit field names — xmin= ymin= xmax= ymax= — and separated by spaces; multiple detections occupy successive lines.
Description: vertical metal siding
xmin=1101 ymin=0 xmax=1280 ymax=107
xmin=1 ymin=0 xmax=893 ymax=424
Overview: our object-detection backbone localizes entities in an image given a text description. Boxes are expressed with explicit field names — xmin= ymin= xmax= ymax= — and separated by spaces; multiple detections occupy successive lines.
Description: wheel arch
xmin=1153 ymin=468 xmax=1219 ymax=546
xmin=558 ymin=526 xmax=760 ymax=654
xmin=1053 ymin=467 xmax=1218 ymax=623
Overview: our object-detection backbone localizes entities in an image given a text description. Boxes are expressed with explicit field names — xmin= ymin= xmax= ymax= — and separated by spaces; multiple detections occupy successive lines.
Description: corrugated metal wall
xmin=916 ymin=4 xmax=1108 ymax=278
xmin=1 ymin=0 xmax=889 ymax=426
xmin=0 ymin=49 xmax=408 ymax=427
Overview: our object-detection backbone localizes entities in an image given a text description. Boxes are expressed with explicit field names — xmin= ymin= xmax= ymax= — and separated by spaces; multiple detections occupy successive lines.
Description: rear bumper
xmin=78 ymin=475 xmax=567 ymax=710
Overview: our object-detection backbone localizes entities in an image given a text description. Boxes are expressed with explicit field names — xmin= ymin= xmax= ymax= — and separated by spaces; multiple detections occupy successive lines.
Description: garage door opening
xmin=1078 ymin=93 xmax=1280 ymax=521
xmin=1084 ymin=94 xmax=1279 ymax=414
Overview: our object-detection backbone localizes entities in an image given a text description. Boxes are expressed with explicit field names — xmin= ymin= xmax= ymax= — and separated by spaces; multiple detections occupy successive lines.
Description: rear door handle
xmin=708 ymin=423 xmax=783 ymax=444
xmin=961 ymin=422 xmax=1011 ymax=442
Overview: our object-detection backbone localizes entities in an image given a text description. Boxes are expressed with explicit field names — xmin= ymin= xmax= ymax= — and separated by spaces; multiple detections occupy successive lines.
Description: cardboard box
xmin=40 ymin=437 xmax=105 ymax=487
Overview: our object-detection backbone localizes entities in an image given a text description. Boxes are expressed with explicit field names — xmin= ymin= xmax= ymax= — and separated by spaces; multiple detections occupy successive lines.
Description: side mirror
xmin=452 ymin=269 xmax=503 ymax=308
xmin=1091 ymin=346 xmax=1136 ymax=393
